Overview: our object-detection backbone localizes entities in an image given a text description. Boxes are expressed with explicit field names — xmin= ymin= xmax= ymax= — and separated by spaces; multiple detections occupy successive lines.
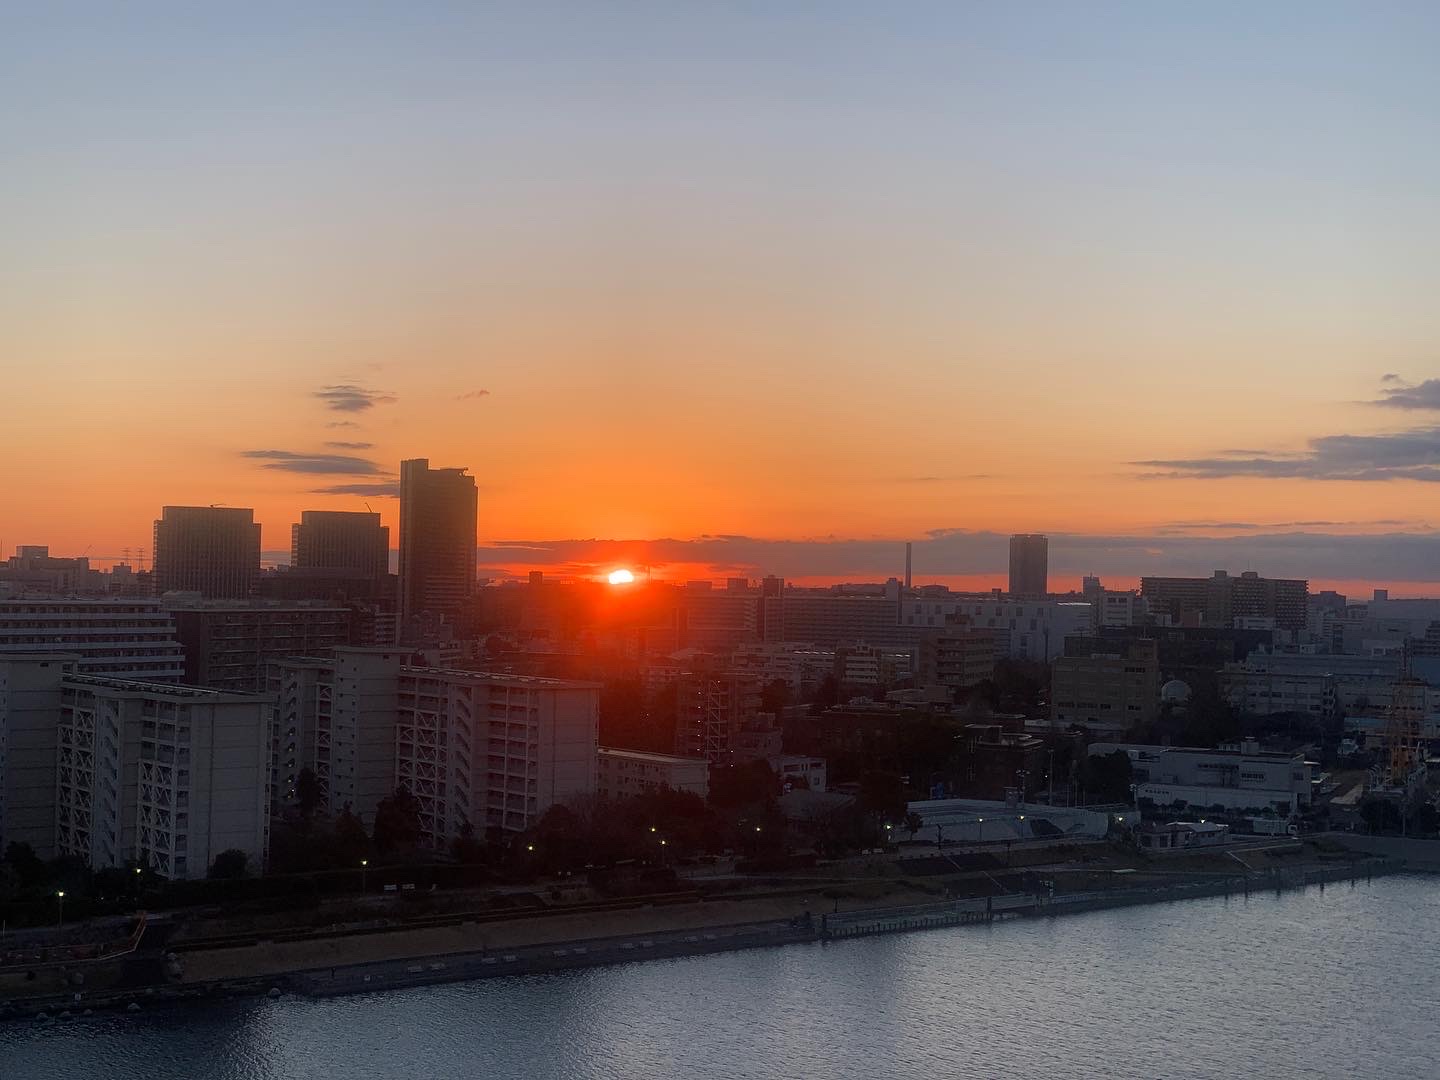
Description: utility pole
xmin=1047 ymin=748 xmax=1055 ymax=806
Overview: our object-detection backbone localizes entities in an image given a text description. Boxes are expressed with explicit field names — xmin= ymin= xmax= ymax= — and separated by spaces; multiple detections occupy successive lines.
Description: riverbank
xmin=0 ymin=852 xmax=1400 ymax=1021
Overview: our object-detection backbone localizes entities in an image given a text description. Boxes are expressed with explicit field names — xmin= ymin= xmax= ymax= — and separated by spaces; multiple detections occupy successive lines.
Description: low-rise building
xmin=596 ymin=747 xmax=709 ymax=800
xmin=1093 ymin=739 xmax=1311 ymax=815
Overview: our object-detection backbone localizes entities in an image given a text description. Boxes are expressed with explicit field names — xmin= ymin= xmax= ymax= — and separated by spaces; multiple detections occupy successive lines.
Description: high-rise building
xmin=166 ymin=602 xmax=352 ymax=692
xmin=152 ymin=506 xmax=261 ymax=599
xmin=269 ymin=648 xmax=598 ymax=842
xmin=398 ymin=459 xmax=477 ymax=628
xmin=291 ymin=510 xmax=389 ymax=581
xmin=0 ymin=654 xmax=271 ymax=878
xmin=1008 ymin=534 xmax=1049 ymax=597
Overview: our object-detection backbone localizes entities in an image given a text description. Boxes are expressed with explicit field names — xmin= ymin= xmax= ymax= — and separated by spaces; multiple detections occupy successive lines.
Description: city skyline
xmin=7 ymin=5 xmax=1440 ymax=592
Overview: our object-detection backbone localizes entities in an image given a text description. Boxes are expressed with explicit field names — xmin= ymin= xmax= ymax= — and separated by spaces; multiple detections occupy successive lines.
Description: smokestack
xmin=904 ymin=542 xmax=912 ymax=590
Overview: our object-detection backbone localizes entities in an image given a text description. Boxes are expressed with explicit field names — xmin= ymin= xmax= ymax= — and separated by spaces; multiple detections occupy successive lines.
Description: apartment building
xmin=0 ymin=598 xmax=186 ymax=681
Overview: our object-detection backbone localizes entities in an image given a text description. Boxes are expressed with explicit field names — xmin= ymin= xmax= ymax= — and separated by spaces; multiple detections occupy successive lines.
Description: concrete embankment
xmin=1321 ymin=832 xmax=1440 ymax=871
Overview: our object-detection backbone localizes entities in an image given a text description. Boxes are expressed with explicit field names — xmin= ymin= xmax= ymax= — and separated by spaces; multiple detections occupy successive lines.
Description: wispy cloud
xmin=314 ymin=384 xmax=397 ymax=413
xmin=1135 ymin=427 xmax=1440 ymax=483
xmin=455 ymin=389 xmax=491 ymax=400
xmin=324 ymin=441 xmax=374 ymax=450
xmin=241 ymin=449 xmax=386 ymax=475
xmin=326 ymin=421 xmax=359 ymax=429
xmin=309 ymin=482 xmax=400 ymax=497
xmin=1372 ymin=377 xmax=1440 ymax=410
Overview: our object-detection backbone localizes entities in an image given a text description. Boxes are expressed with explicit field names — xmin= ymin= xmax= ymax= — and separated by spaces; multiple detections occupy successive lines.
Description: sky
xmin=4 ymin=3 xmax=1440 ymax=592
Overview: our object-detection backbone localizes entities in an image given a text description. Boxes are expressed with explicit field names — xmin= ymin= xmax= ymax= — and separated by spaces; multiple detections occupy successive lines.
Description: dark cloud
xmin=1373 ymin=378 xmax=1440 ymax=410
xmin=324 ymin=441 xmax=374 ymax=450
xmin=1381 ymin=373 xmax=1403 ymax=383
xmin=241 ymin=450 xmax=386 ymax=475
xmin=314 ymin=384 xmax=397 ymax=412
xmin=455 ymin=389 xmax=491 ymax=400
xmin=1136 ymin=427 xmax=1440 ymax=482
xmin=309 ymin=482 xmax=400 ymax=497
xmin=473 ymin=528 xmax=1440 ymax=585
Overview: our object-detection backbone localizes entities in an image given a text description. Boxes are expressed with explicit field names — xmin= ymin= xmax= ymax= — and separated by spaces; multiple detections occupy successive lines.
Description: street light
xmin=360 ymin=858 xmax=368 ymax=892
xmin=56 ymin=890 xmax=65 ymax=931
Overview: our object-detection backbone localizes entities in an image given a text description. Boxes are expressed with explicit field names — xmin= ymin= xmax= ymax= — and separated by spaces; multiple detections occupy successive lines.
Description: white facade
xmin=597 ymin=747 xmax=709 ymax=800
xmin=1093 ymin=740 xmax=1311 ymax=815
xmin=902 ymin=598 xmax=1091 ymax=662
xmin=272 ymin=647 xmax=599 ymax=847
xmin=3 ymin=654 xmax=270 ymax=878
xmin=0 ymin=599 xmax=186 ymax=681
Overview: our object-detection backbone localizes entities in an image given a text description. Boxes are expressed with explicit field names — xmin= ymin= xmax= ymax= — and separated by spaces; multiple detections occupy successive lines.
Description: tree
xmin=450 ymin=821 xmax=485 ymax=864
xmin=295 ymin=768 xmax=322 ymax=820
xmin=904 ymin=811 xmax=924 ymax=841
xmin=4 ymin=841 xmax=45 ymax=887
xmin=761 ymin=678 xmax=791 ymax=717
xmin=1076 ymin=750 xmax=1134 ymax=805
xmin=334 ymin=805 xmax=373 ymax=865
xmin=373 ymin=786 xmax=423 ymax=855
xmin=859 ymin=770 xmax=907 ymax=824
xmin=208 ymin=849 xmax=249 ymax=879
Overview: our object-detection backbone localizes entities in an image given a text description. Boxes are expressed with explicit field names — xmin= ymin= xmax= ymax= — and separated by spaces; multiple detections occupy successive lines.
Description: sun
xmin=607 ymin=568 xmax=636 ymax=585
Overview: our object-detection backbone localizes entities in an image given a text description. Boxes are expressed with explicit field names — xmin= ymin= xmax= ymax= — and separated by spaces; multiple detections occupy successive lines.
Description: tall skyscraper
xmin=152 ymin=506 xmax=261 ymax=598
xmin=1008 ymin=534 xmax=1049 ymax=597
xmin=399 ymin=458 xmax=477 ymax=626
xmin=291 ymin=510 xmax=389 ymax=580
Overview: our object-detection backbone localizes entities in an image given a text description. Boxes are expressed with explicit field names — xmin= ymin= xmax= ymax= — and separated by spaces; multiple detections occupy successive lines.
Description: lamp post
xmin=360 ymin=858 xmax=368 ymax=893
xmin=56 ymin=890 xmax=66 ymax=932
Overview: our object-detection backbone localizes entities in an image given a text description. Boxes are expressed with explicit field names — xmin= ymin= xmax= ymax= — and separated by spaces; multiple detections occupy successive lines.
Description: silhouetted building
xmin=292 ymin=510 xmax=389 ymax=581
xmin=399 ymin=458 xmax=477 ymax=628
xmin=1051 ymin=638 xmax=1160 ymax=736
xmin=1008 ymin=534 xmax=1048 ymax=597
xmin=1141 ymin=570 xmax=1308 ymax=631
xmin=918 ymin=627 xmax=995 ymax=691
xmin=152 ymin=506 xmax=261 ymax=599
xmin=167 ymin=603 xmax=351 ymax=692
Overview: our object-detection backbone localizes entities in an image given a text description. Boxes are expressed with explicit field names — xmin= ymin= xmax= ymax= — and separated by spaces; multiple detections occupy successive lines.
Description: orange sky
xmin=5 ymin=7 xmax=1440 ymax=593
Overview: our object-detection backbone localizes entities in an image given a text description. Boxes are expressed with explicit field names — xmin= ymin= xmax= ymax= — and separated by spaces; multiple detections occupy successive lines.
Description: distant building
xmin=596 ymin=747 xmax=709 ymax=800
xmin=1050 ymin=638 xmax=1160 ymax=735
xmin=0 ymin=654 xmax=271 ymax=878
xmin=152 ymin=506 xmax=261 ymax=599
xmin=0 ymin=546 xmax=95 ymax=594
xmin=1140 ymin=571 xmax=1308 ymax=632
xmin=167 ymin=603 xmax=351 ymax=692
xmin=1092 ymin=739 xmax=1311 ymax=815
xmin=399 ymin=458 xmax=477 ymax=629
xmin=1008 ymin=534 xmax=1048 ymax=597
xmin=903 ymin=597 xmax=1090 ymax=663
xmin=674 ymin=668 xmax=763 ymax=763
xmin=917 ymin=627 xmax=995 ymax=692
xmin=291 ymin=510 xmax=390 ymax=582
xmin=0 ymin=598 xmax=186 ymax=681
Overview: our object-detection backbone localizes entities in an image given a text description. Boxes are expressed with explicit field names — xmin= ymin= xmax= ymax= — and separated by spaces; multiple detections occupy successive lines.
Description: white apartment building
xmin=0 ymin=654 xmax=270 ymax=878
xmin=1220 ymin=653 xmax=1401 ymax=717
xmin=596 ymin=747 xmax=709 ymax=800
xmin=271 ymin=648 xmax=599 ymax=848
xmin=0 ymin=599 xmax=186 ymax=681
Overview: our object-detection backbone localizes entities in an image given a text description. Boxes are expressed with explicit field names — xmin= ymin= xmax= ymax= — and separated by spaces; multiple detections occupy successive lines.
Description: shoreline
xmin=0 ymin=856 xmax=1401 ymax=1022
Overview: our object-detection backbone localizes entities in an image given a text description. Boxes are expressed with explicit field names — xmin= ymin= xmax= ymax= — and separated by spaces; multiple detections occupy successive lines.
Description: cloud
xmin=241 ymin=449 xmax=386 ymax=475
xmin=455 ymin=389 xmax=491 ymax=400
xmin=314 ymin=384 xmax=397 ymax=412
xmin=326 ymin=421 xmax=359 ymax=429
xmin=309 ymin=482 xmax=400 ymax=497
xmin=1381 ymin=373 xmax=1403 ymax=383
xmin=1372 ymin=378 xmax=1440 ymax=410
xmin=324 ymin=441 xmax=374 ymax=450
xmin=1135 ymin=427 xmax=1440 ymax=483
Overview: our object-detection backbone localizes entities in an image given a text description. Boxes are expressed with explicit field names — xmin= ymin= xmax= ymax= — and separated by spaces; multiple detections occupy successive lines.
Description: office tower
xmin=291 ymin=510 xmax=389 ymax=580
xmin=398 ymin=458 xmax=477 ymax=627
xmin=152 ymin=506 xmax=262 ymax=598
xmin=1008 ymin=534 xmax=1049 ymax=597
xmin=0 ymin=598 xmax=187 ymax=680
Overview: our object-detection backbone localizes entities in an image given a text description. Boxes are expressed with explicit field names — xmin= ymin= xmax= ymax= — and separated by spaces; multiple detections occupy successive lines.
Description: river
xmin=3 ymin=875 xmax=1436 ymax=1079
